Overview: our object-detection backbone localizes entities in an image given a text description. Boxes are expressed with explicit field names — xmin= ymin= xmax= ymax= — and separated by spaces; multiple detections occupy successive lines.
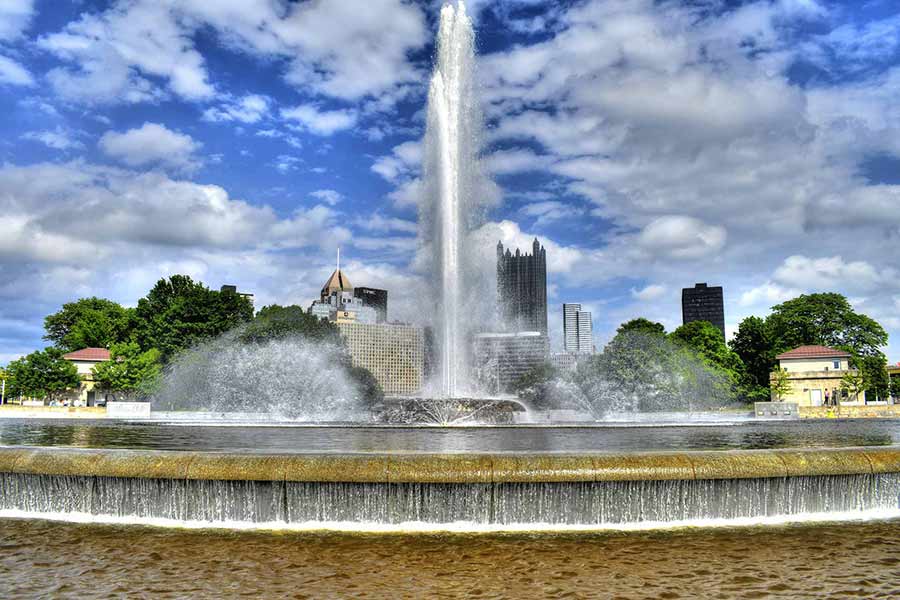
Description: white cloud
xmin=99 ymin=122 xmax=202 ymax=171
xmin=773 ymin=255 xmax=897 ymax=293
xmin=0 ymin=54 xmax=32 ymax=86
xmin=631 ymin=284 xmax=667 ymax=302
xmin=38 ymin=2 xmax=214 ymax=104
xmin=21 ymin=127 xmax=85 ymax=151
xmin=636 ymin=216 xmax=727 ymax=260
xmin=0 ymin=0 xmax=34 ymax=41
xmin=273 ymin=155 xmax=302 ymax=174
xmin=203 ymin=94 xmax=270 ymax=124
xmin=371 ymin=140 xmax=422 ymax=183
xmin=281 ymin=104 xmax=357 ymax=136
xmin=309 ymin=189 xmax=343 ymax=206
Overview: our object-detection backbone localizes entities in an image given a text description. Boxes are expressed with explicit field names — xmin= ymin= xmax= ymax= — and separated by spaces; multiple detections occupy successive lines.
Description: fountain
xmin=1 ymin=1 xmax=899 ymax=544
xmin=423 ymin=1 xmax=479 ymax=399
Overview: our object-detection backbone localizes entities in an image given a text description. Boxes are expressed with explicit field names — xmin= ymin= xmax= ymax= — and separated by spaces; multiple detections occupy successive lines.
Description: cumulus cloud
xmin=636 ymin=216 xmax=727 ymax=260
xmin=203 ymin=94 xmax=270 ymax=124
xmin=0 ymin=54 xmax=32 ymax=86
xmin=281 ymin=104 xmax=357 ymax=136
xmin=38 ymin=2 xmax=215 ymax=104
xmin=773 ymin=255 xmax=897 ymax=294
xmin=99 ymin=123 xmax=202 ymax=171
xmin=21 ymin=127 xmax=84 ymax=151
xmin=0 ymin=0 xmax=34 ymax=41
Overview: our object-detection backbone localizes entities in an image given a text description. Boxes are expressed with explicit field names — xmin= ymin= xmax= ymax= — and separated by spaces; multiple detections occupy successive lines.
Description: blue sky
xmin=2 ymin=0 xmax=900 ymax=364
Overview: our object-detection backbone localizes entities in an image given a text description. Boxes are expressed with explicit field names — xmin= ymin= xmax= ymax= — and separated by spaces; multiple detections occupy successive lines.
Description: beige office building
xmin=772 ymin=345 xmax=865 ymax=406
xmin=336 ymin=322 xmax=425 ymax=396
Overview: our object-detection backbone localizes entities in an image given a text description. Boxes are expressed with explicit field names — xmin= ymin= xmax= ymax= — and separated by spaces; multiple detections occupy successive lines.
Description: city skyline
xmin=3 ymin=1 xmax=900 ymax=363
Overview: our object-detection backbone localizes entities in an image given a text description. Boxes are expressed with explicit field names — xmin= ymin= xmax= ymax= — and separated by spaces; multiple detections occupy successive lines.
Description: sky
xmin=1 ymin=0 xmax=900 ymax=365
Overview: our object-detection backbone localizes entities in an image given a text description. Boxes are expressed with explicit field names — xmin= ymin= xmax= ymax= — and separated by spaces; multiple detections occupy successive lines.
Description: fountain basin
xmin=1 ymin=446 xmax=899 ymax=482
xmin=2 ymin=446 xmax=899 ymax=531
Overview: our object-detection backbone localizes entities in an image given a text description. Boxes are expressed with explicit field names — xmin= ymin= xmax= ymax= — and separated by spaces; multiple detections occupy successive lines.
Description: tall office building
xmin=682 ymin=283 xmax=725 ymax=337
xmin=497 ymin=238 xmax=548 ymax=334
xmin=353 ymin=287 xmax=388 ymax=323
xmin=563 ymin=303 xmax=593 ymax=354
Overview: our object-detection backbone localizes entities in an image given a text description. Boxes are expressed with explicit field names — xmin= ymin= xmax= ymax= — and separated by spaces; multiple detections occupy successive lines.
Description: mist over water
xmin=152 ymin=334 xmax=366 ymax=421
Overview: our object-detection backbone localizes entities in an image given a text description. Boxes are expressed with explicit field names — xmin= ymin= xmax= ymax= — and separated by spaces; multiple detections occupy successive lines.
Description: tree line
xmin=3 ymin=275 xmax=382 ymax=404
xmin=515 ymin=292 xmax=898 ymax=406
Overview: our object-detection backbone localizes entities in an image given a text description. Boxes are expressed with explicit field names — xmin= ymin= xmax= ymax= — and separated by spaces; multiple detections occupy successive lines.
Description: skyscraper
xmin=497 ymin=238 xmax=548 ymax=334
xmin=563 ymin=303 xmax=593 ymax=353
xmin=682 ymin=283 xmax=725 ymax=337
xmin=353 ymin=287 xmax=388 ymax=323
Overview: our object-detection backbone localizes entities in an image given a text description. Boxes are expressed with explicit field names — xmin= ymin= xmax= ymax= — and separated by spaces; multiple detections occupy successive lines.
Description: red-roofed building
xmin=62 ymin=348 xmax=111 ymax=406
xmin=773 ymin=345 xmax=864 ymax=406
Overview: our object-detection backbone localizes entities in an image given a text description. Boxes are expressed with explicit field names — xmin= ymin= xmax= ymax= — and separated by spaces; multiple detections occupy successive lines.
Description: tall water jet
xmin=422 ymin=2 xmax=480 ymax=398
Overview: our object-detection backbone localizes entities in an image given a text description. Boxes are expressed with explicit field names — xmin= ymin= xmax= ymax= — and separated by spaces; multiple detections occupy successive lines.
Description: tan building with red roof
xmin=62 ymin=347 xmax=111 ymax=406
xmin=772 ymin=345 xmax=864 ymax=406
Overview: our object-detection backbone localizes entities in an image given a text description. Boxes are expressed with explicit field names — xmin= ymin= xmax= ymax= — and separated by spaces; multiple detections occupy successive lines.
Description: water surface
xmin=1 ymin=418 xmax=899 ymax=453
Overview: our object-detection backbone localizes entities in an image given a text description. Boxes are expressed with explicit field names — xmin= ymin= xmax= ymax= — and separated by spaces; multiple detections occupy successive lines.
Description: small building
xmin=62 ymin=347 xmax=110 ymax=406
xmin=550 ymin=352 xmax=592 ymax=373
xmin=772 ymin=345 xmax=864 ymax=406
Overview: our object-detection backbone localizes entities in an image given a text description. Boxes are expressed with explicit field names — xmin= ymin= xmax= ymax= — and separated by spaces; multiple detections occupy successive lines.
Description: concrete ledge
xmin=0 ymin=446 xmax=898 ymax=483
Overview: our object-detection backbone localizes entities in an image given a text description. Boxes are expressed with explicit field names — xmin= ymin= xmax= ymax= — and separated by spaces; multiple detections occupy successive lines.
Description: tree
xmin=841 ymin=371 xmax=865 ymax=404
xmin=239 ymin=305 xmax=342 ymax=344
xmin=0 ymin=367 xmax=8 ymax=403
xmin=730 ymin=316 xmax=775 ymax=390
xmin=347 ymin=365 xmax=384 ymax=406
xmin=890 ymin=374 xmax=900 ymax=402
xmin=769 ymin=368 xmax=792 ymax=401
xmin=669 ymin=321 xmax=748 ymax=395
xmin=5 ymin=348 xmax=81 ymax=403
xmin=92 ymin=342 xmax=162 ymax=402
xmin=135 ymin=275 xmax=254 ymax=360
xmin=616 ymin=318 xmax=666 ymax=337
xmin=44 ymin=297 xmax=137 ymax=352
xmin=767 ymin=293 xmax=887 ymax=358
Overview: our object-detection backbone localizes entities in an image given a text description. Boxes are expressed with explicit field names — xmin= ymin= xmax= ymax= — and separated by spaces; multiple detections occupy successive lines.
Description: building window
xmin=833 ymin=360 xmax=840 ymax=369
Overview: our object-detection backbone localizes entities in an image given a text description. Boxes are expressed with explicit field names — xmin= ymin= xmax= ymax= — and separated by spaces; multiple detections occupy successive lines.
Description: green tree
xmin=239 ymin=305 xmax=342 ymax=344
xmin=135 ymin=275 xmax=254 ymax=360
xmin=0 ymin=367 xmax=9 ymax=403
xmin=669 ymin=321 xmax=748 ymax=392
xmin=840 ymin=371 xmax=865 ymax=404
xmin=769 ymin=368 xmax=792 ymax=401
xmin=5 ymin=348 xmax=81 ymax=402
xmin=92 ymin=342 xmax=162 ymax=402
xmin=890 ymin=374 xmax=900 ymax=401
xmin=616 ymin=318 xmax=666 ymax=337
xmin=730 ymin=316 xmax=775 ymax=390
xmin=767 ymin=293 xmax=887 ymax=358
xmin=44 ymin=297 xmax=137 ymax=351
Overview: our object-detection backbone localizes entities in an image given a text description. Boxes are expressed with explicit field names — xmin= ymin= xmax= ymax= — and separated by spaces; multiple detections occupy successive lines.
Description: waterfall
xmin=3 ymin=473 xmax=899 ymax=531
xmin=423 ymin=2 xmax=479 ymax=398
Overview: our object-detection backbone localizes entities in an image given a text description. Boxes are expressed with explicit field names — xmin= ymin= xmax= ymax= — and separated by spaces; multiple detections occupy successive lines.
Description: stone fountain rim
xmin=0 ymin=446 xmax=898 ymax=483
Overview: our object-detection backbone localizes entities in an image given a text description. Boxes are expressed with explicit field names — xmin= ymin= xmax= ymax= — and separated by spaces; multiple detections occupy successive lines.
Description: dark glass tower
xmin=353 ymin=287 xmax=388 ymax=323
xmin=682 ymin=283 xmax=725 ymax=337
xmin=496 ymin=238 xmax=548 ymax=334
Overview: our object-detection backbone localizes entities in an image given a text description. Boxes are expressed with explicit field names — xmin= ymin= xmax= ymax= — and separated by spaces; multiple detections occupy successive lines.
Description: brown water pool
xmin=1 ymin=518 xmax=898 ymax=598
